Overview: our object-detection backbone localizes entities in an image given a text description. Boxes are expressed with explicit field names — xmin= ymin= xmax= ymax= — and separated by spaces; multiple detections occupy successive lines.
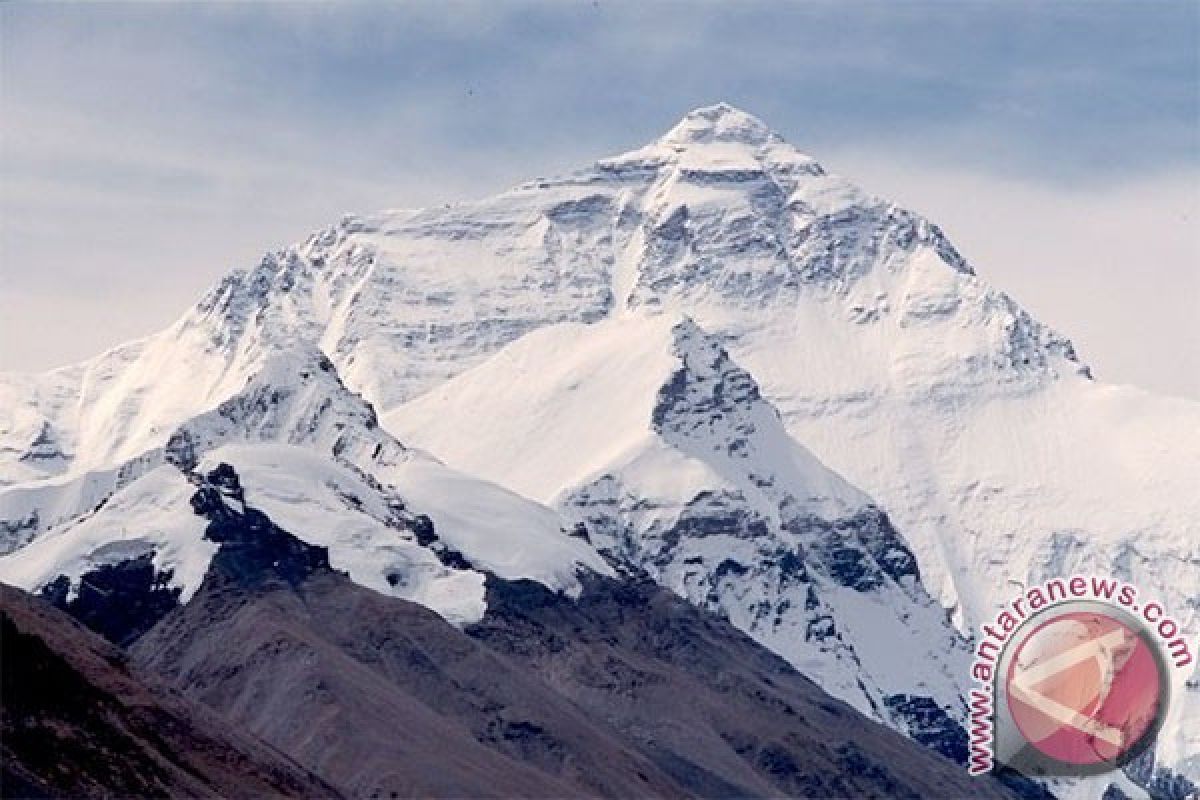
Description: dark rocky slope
xmin=0 ymin=582 xmax=336 ymax=800
xmin=119 ymin=464 xmax=1025 ymax=798
xmin=133 ymin=568 xmax=685 ymax=799
xmin=135 ymin=566 xmax=1030 ymax=799
xmin=469 ymin=573 xmax=1021 ymax=799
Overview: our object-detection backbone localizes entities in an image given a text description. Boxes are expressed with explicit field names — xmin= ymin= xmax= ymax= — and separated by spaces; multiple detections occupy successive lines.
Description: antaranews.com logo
xmin=967 ymin=575 xmax=1193 ymax=778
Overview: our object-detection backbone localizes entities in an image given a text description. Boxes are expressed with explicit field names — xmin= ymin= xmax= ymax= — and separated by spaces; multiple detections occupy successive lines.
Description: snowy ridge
xmin=388 ymin=314 xmax=972 ymax=754
xmin=163 ymin=345 xmax=407 ymax=474
xmin=0 ymin=347 xmax=611 ymax=624
xmin=650 ymin=316 xmax=868 ymax=519
xmin=0 ymin=344 xmax=403 ymax=554
xmin=0 ymin=465 xmax=216 ymax=603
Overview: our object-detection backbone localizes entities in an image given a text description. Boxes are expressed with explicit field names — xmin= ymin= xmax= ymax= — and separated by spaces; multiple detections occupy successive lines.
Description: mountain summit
xmin=0 ymin=104 xmax=1073 ymax=483
xmin=1 ymin=105 xmax=1197 ymax=796
xmin=658 ymin=102 xmax=780 ymax=147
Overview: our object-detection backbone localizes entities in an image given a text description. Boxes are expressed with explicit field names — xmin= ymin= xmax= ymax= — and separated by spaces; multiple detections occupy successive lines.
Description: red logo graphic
xmin=1005 ymin=610 xmax=1164 ymax=766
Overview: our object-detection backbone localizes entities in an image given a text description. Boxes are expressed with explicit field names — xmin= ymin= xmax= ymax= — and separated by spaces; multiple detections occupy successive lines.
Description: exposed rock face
xmin=189 ymin=463 xmax=334 ymax=589
xmin=0 ymin=582 xmax=336 ymax=799
xmin=39 ymin=555 xmax=181 ymax=648
xmin=0 ymin=509 xmax=39 ymax=556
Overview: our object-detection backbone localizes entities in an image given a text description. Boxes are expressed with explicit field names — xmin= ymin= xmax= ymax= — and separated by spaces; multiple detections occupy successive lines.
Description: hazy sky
xmin=2 ymin=2 xmax=1197 ymax=398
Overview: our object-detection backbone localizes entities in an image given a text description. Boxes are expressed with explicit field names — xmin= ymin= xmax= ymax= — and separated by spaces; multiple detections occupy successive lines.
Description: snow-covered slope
xmin=0 ymin=465 xmax=216 ymax=601
xmin=389 ymin=314 xmax=972 ymax=756
xmin=1 ymin=102 xmax=1196 ymax=786
xmin=0 ymin=348 xmax=611 ymax=625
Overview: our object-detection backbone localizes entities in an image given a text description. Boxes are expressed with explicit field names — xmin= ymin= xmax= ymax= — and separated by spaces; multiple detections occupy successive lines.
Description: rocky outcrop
xmin=39 ymin=555 xmax=181 ymax=648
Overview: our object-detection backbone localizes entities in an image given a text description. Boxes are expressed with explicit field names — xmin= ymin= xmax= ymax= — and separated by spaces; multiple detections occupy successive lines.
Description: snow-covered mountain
xmin=1 ymin=103 xmax=1197 ymax=791
xmin=0 ymin=346 xmax=610 ymax=626
xmin=388 ymin=313 xmax=972 ymax=757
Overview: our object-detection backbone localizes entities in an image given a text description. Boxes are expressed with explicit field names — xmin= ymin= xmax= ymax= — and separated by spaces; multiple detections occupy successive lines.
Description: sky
xmin=1 ymin=1 xmax=1197 ymax=398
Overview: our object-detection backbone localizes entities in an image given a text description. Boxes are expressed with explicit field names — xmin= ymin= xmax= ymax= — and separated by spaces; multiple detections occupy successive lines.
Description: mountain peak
xmin=660 ymin=102 xmax=778 ymax=147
